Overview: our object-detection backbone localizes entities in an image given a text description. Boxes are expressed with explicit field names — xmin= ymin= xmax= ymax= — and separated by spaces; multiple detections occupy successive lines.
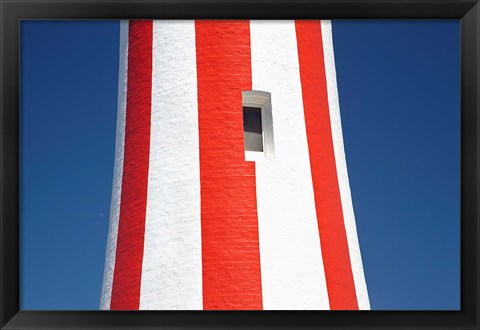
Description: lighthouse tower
xmin=100 ymin=20 xmax=370 ymax=311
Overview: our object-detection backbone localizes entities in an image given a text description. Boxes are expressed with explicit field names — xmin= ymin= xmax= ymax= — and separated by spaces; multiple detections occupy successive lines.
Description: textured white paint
xmin=321 ymin=20 xmax=370 ymax=310
xmin=139 ymin=21 xmax=203 ymax=310
xmin=100 ymin=20 xmax=129 ymax=310
xmin=250 ymin=20 xmax=330 ymax=310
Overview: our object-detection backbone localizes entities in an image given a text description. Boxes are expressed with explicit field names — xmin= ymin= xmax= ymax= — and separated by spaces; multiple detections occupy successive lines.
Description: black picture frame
xmin=1 ymin=0 xmax=479 ymax=329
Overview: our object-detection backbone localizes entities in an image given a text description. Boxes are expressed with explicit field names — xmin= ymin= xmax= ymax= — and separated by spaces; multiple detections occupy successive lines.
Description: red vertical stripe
xmin=195 ymin=21 xmax=263 ymax=310
xmin=110 ymin=20 xmax=153 ymax=310
xmin=295 ymin=20 xmax=358 ymax=310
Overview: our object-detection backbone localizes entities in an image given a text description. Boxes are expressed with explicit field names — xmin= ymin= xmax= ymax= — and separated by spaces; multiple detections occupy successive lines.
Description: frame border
xmin=1 ymin=0 xmax=479 ymax=329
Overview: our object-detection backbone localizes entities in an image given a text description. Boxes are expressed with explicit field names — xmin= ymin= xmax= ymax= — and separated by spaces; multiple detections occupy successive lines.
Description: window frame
xmin=242 ymin=90 xmax=275 ymax=161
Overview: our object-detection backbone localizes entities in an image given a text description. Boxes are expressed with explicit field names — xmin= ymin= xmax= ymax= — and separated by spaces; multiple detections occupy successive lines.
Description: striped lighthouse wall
xmin=110 ymin=20 xmax=153 ymax=310
xmin=249 ymin=21 xmax=330 ymax=310
xmin=100 ymin=19 xmax=370 ymax=311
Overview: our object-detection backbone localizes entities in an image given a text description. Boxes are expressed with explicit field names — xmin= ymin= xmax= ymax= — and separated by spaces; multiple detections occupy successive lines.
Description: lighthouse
xmin=100 ymin=19 xmax=370 ymax=311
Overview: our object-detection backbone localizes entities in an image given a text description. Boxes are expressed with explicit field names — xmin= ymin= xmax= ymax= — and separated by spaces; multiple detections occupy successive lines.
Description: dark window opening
xmin=243 ymin=106 xmax=263 ymax=152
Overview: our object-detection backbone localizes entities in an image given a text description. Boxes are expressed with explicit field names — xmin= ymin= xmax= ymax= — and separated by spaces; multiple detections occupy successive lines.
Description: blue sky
xmin=20 ymin=20 xmax=460 ymax=310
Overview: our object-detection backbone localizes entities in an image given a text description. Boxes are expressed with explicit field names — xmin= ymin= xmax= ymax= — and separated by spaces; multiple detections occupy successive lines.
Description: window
xmin=242 ymin=91 xmax=275 ymax=161
xmin=243 ymin=107 xmax=263 ymax=152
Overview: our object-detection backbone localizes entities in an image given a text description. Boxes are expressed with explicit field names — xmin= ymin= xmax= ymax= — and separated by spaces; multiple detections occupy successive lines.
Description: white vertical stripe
xmin=100 ymin=20 xmax=129 ymax=310
xmin=250 ymin=20 xmax=330 ymax=310
xmin=139 ymin=20 xmax=203 ymax=310
xmin=321 ymin=20 xmax=370 ymax=310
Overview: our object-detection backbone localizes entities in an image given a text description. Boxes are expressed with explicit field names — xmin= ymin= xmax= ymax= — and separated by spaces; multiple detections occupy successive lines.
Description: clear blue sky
xmin=20 ymin=20 xmax=460 ymax=310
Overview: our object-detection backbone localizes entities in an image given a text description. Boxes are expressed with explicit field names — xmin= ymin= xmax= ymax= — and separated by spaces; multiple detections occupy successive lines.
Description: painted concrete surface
xmin=140 ymin=21 xmax=203 ymax=310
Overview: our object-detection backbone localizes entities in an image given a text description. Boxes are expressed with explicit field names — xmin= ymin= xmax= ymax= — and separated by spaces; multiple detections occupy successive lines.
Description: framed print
xmin=1 ymin=0 xmax=479 ymax=329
